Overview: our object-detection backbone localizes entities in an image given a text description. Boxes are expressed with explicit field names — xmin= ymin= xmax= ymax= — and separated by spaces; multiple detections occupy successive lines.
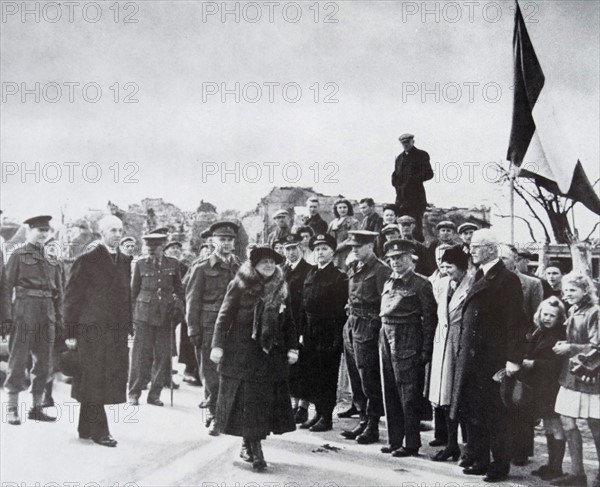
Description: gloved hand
xmin=189 ymin=334 xmax=203 ymax=348
xmin=505 ymin=361 xmax=521 ymax=377
xmin=287 ymin=349 xmax=299 ymax=365
xmin=210 ymin=347 xmax=223 ymax=364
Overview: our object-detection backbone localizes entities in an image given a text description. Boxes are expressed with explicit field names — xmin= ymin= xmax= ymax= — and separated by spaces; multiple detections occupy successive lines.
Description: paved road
xmin=1 ymin=374 xmax=597 ymax=487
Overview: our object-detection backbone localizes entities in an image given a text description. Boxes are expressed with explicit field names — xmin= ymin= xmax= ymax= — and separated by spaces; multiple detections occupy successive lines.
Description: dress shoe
xmin=458 ymin=457 xmax=475 ymax=468
xmin=337 ymin=404 xmax=359 ymax=418
xmin=198 ymin=399 xmax=211 ymax=409
xmin=381 ymin=444 xmax=401 ymax=454
xmin=27 ymin=406 xmax=56 ymax=422
xmin=128 ymin=397 xmax=139 ymax=406
xmin=93 ymin=435 xmax=117 ymax=447
xmin=300 ymin=414 xmax=322 ymax=430
xmin=356 ymin=418 xmax=379 ymax=444
xmin=147 ymin=398 xmax=164 ymax=407
xmin=207 ymin=420 xmax=220 ymax=436
xmin=294 ymin=407 xmax=308 ymax=424
xmin=463 ymin=465 xmax=488 ymax=476
xmin=341 ymin=417 xmax=368 ymax=440
xmin=392 ymin=447 xmax=419 ymax=457
xmin=483 ymin=472 xmax=508 ymax=483
xmin=429 ymin=438 xmax=447 ymax=447
xmin=250 ymin=440 xmax=267 ymax=471
xmin=532 ymin=465 xmax=550 ymax=477
xmin=240 ymin=438 xmax=253 ymax=462
xmin=540 ymin=468 xmax=565 ymax=481
xmin=432 ymin=447 xmax=461 ymax=462
xmin=6 ymin=407 xmax=21 ymax=425
xmin=309 ymin=417 xmax=332 ymax=432
xmin=551 ymin=474 xmax=587 ymax=486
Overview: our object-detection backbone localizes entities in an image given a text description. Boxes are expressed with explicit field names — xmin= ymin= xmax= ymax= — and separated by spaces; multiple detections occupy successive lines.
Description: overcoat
xmin=429 ymin=274 xmax=474 ymax=407
xmin=64 ymin=244 xmax=132 ymax=405
xmin=391 ymin=146 xmax=433 ymax=210
xmin=450 ymin=260 xmax=527 ymax=420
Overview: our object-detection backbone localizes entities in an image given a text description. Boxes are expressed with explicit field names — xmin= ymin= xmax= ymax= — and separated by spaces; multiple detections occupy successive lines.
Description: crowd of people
xmin=0 ymin=134 xmax=598 ymax=486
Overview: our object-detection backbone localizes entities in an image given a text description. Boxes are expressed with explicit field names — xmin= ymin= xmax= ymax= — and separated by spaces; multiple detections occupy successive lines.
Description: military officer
xmin=185 ymin=221 xmax=240 ymax=435
xmin=341 ymin=230 xmax=391 ymax=444
xmin=379 ymin=239 xmax=438 ymax=457
xmin=128 ymin=233 xmax=183 ymax=407
xmin=2 ymin=215 xmax=63 ymax=424
xmin=398 ymin=215 xmax=434 ymax=276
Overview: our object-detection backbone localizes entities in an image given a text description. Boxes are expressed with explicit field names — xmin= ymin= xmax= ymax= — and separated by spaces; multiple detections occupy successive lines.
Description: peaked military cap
xmin=308 ymin=233 xmax=337 ymax=251
xmin=24 ymin=215 xmax=52 ymax=229
xmin=384 ymin=239 xmax=416 ymax=257
xmin=441 ymin=245 xmax=469 ymax=270
xmin=282 ymin=234 xmax=302 ymax=248
xmin=150 ymin=226 xmax=170 ymax=235
xmin=120 ymin=236 xmax=136 ymax=245
xmin=346 ymin=230 xmax=379 ymax=246
xmin=397 ymin=215 xmax=416 ymax=225
xmin=381 ymin=224 xmax=401 ymax=235
xmin=273 ymin=209 xmax=289 ymax=219
xmin=436 ymin=220 xmax=456 ymax=231
xmin=249 ymin=246 xmax=284 ymax=266
xmin=164 ymin=241 xmax=183 ymax=251
xmin=399 ymin=133 xmax=415 ymax=142
xmin=142 ymin=233 xmax=168 ymax=246
xmin=457 ymin=222 xmax=478 ymax=234
xmin=209 ymin=221 xmax=239 ymax=237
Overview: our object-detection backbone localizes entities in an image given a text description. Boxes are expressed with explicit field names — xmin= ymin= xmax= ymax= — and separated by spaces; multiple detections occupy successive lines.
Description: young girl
xmin=551 ymin=272 xmax=600 ymax=487
xmin=521 ymin=297 xmax=567 ymax=480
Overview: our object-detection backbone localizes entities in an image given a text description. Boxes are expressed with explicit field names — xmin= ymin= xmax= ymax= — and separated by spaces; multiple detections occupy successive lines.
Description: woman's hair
xmin=562 ymin=271 xmax=599 ymax=305
xmin=533 ymin=296 xmax=566 ymax=329
xmin=333 ymin=198 xmax=354 ymax=218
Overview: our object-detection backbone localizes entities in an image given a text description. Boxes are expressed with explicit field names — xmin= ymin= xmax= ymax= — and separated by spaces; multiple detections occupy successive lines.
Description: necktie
xmin=447 ymin=280 xmax=457 ymax=303
xmin=474 ymin=268 xmax=484 ymax=282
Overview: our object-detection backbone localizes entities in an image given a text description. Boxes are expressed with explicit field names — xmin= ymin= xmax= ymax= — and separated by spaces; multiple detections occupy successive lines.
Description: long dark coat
xmin=299 ymin=262 xmax=348 ymax=403
xmin=391 ymin=146 xmax=433 ymax=210
xmin=450 ymin=260 xmax=527 ymax=420
xmin=212 ymin=263 xmax=298 ymax=439
xmin=64 ymin=244 xmax=132 ymax=405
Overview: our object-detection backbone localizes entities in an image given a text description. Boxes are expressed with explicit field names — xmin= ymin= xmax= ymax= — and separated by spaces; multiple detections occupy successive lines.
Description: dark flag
xmin=507 ymin=0 xmax=600 ymax=215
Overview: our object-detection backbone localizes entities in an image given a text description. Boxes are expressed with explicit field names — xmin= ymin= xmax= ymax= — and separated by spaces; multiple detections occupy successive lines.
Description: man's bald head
xmin=470 ymin=229 xmax=499 ymax=265
xmin=98 ymin=215 xmax=123 ymax=249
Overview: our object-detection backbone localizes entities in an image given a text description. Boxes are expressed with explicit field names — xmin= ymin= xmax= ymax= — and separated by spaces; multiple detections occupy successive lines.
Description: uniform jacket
xmin=450 ymin=260 xmax=527 ymax=420
xmin=64 ymin=244 xmax=132 ymax=405
xmin=267 ymin=226 xmax=291 ymax=247
xmin=4 ymin=242 xmax=63 ymax=325
xmin=327 ymin=217 xmax=360 ymax=244
xmin=212 ymin=263 xmax=298 ymax=383
xmin=131 ymin=255 xmax=183 ymax=327
xmin=346 ymin=253 xmax=391 ymax=313
xmin=379 ymin=270 xmax=438 ymax=360
xmin=360 ymin=213 xmax=384 ymax=233
xmin=301 ymin=262 xmax=348 ymax=352
xmin=558 ymin=301 xmax=600 ymax=394
xmin=429 ymin=273 xmax=474 ymax=406
xmin=516 ymin=270 xmax=544 ymax=324
xmin=281 ymin=258 xmax=313 ymax=335
xmin=391 ymin=146 xmax=434 ymax=210
xmin=306 ymin=213 xmax=328 ymax=235
xmin=185 ymin=253 xmax=240 ymax=344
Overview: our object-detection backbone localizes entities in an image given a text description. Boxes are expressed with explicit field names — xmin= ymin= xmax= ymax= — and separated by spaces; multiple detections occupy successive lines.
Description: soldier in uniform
xmin=2 ymin=215 xmax=62 ymax=424
xmin=379 ymin=239 xmax=438 ymax=457
xmin=280 ymin=233 xmax=314 ymax=424
xmin=186 ymin=221 xmax=240 ymax=435
xmin=128 ymin=233 xmax=184 ymax=407
xmin=398 ymin=215 xmax=434 ymax=276
xmin=340 ymin=230 xmax=391 ymax=444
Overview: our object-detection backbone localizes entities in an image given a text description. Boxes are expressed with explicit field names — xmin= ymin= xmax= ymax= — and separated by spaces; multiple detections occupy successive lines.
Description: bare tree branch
xmin=512 ymin=183 xmax=552 ymax=242
xmin=494 ymin=213 xmax=537 ymax=242
xmin=584 ymin=221 xmax=600 ymax=242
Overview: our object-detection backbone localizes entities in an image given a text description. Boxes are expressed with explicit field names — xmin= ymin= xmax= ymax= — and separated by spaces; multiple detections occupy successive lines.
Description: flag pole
xmin=509 ymin=160 xmax=515 ymax=245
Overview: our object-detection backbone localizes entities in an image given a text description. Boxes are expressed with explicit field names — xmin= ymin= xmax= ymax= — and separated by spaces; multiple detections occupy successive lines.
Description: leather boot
xmin=541 ymin=437 xmax=565 ymax=481
xmin=532 ymin=435 xmax=554 ymax=477
xmin=310 ymin=414 xmax=333 ymax=432
xmin=341 ymin=414 xmax=368 ymax=440
xmin=356 ymin=416 xmax=380 ymax=444
xmin=7 ymin=405 xmax=21 ymax=425
xmin=240 ymin=438 xmax=253 ymax=463
xmin=300 ymin=413 xmax=322 ymax=430
xmin=27 ymin=406 xmax=56 ymax=422
xmin=251 ymin=440 xmax=267 ymax=471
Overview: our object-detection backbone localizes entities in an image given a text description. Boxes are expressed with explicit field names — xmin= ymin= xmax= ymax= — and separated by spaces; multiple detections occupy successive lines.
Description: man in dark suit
xmin=451 ymin=230 xmax=527 ymax=482
xmin=64 ymin=215 xmax=132 ymax=447
xmin=305 ymin=197 xmax=328 ymax=235
xmin=358 ymin=198 xmax=383 ymax=233
xmin=391 ymin=133 xmax=433 ymax=242
xmin=280 ymin=234 xmax=314 ymax=424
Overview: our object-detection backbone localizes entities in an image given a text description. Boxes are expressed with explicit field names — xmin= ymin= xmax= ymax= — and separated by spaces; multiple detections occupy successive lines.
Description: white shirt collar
xmin=480 ymin=257 xmax=500 ymax=276
xmin=286 ymin=259 xmax=301 ymax=270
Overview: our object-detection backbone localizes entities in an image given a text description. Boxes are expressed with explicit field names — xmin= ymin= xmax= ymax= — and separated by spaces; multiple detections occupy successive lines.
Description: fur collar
xmin=235 ymin=261 xmax=288 ymax=303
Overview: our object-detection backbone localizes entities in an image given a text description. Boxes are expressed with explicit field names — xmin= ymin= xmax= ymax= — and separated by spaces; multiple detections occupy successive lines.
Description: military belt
xmin=15 ymin=287 xmax=54 ymax=299
xmin=381 ymin=317 xmax=422 ymax=326
xmin=347 ymin=306 xmax=379 ymax=318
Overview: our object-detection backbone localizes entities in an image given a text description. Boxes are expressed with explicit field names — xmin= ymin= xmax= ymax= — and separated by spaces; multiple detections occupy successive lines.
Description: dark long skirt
xmin=216 ymin=375 xmax=295 ymax=440
xmin=300 ymin=348 xmax=341 ymax=414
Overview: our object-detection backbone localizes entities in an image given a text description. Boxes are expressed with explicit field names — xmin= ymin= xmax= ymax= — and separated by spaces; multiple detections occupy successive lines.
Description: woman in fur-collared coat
xmin=210 ymin=246 xmax=299 ymax=471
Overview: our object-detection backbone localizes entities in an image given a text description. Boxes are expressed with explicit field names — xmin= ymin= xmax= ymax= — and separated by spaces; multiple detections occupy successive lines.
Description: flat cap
xmin=273 ymin=210 xmax=289 ymax=219
xmin=457 ymin=222 xmax=478 ymax=234
xmin=381 ymin=224 xmax=401 ymax=235
xmin=250 ymin=246 xmax=284 ymax=266
xmin=399 ymin=133 xmax=415 ymax=142
xmin=397 ymin=215 xmax=416 ymax=225
xmin=164 ymin=241 xmax=183 ymax=251
xmin=24 ymin=215 xmax=52 ymax=229
xmin=142 ymin=233 xmax=168 ymax=245
xmin=282 ymin=234 xmax=302 ymax=248
xmin=436 ymin=220 xmax=456 ymax=231
xmin=346 ymin=230 xmax=379 ymax=246
xmin=384 ymin=239 xmax=416 ymax=257
xmin=150 ymin=226 xmax=170 ymax=235
xmin=209 ymin=221 xmax=239 ymax=238
xmin=308 ymin=233 xmax=337 ymax=251
xmin=441 ymin=245 xmax=469 ymax=270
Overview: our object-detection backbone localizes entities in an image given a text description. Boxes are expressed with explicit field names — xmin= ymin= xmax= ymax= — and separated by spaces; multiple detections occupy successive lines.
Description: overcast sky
xmin=2 ymin=0 xmax=599 ymax=242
